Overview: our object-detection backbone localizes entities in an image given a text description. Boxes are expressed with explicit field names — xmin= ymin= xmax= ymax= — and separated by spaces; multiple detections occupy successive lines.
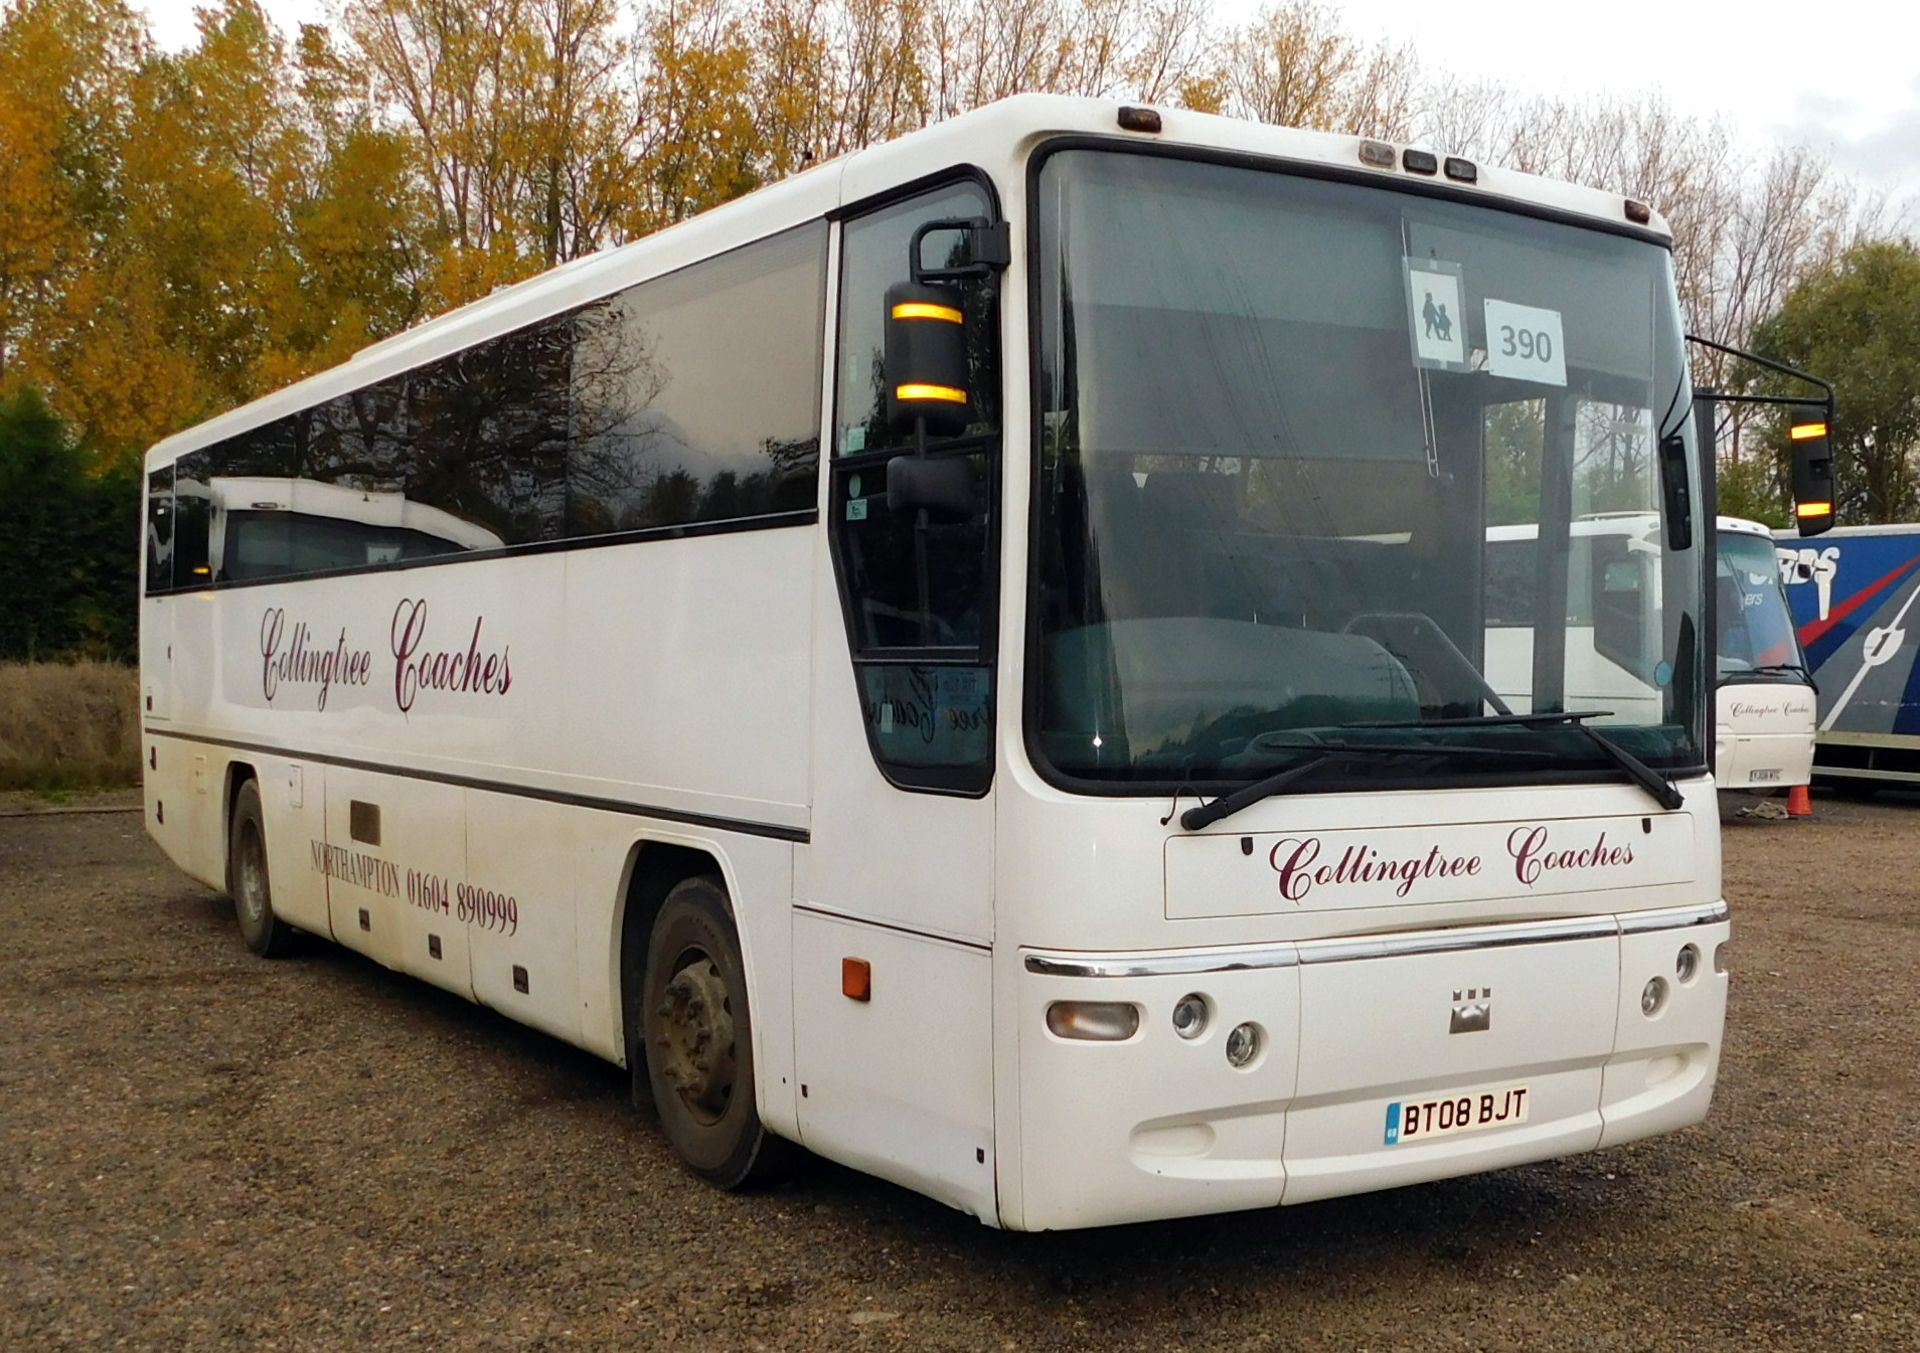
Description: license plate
xmin=1748 ymin=768 xmax=1783 ymax=784
xmin=1384 ymin=1085 xmax=1530 ymax=1145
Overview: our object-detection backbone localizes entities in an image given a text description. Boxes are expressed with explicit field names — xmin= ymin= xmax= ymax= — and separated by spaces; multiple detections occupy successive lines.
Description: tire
xmin=227 ymin=779 xmax=298 ymax=957
xmin=638 ymin=875 xmax=793 ymax=1188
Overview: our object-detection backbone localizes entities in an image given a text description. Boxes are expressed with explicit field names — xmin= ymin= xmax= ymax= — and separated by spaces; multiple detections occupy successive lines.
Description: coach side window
xmin=173 ymin=452 xmax=213 ymax=587
xmin=568 ymin=221 xmax=827 ymax=536
xmin=407 ymin=316 xmax=572 ymax=547
xmin=156 ymin=223 xmax=828 ymax=589
xmin=145 ymin=465 xmax=174 ymax=594
xmin=211 ymin=418 xmax=299 ymax=582
xmin=829 ymin=181 xmax=1001 ymax=793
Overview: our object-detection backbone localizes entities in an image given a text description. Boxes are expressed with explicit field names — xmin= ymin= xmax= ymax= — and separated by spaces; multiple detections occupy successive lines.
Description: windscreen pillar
xmin=1529 ymin=393 xmax=1577 ymax=713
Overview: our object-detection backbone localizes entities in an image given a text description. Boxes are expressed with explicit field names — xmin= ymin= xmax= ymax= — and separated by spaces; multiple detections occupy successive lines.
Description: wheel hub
xmin=654 ymin=956 xmax=736 ymax=1121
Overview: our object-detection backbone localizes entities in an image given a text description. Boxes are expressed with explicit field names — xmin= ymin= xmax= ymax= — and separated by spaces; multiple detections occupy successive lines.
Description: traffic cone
xmin=1786 ymin=784 xmax=1813 ymax=818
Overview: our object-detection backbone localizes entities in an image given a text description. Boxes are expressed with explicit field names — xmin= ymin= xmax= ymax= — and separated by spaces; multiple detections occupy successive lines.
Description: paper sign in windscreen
xmin=1407 ymin=263 xmax=1467 ymax=370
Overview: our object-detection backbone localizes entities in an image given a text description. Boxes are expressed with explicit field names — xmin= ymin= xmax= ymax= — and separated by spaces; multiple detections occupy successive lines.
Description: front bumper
xmin=1011 ymin=903 xmax=1728 ymax=1230
xmin=1716 ymin=728 xmax=1815 ymax=793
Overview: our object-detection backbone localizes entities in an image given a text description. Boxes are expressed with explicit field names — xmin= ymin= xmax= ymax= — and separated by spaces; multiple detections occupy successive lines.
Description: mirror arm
xmin=1686 ymin=333 xmax=1833 ymax=420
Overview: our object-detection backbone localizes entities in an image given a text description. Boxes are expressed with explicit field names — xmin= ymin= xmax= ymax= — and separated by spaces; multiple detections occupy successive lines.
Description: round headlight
xmin=1641 ymin=976 xmax=1668 ymax=1018
xmin=1225 ymin=1022 xmax=1262 ymax=1068
xmin=1172 ymin=993 xmax=1209 ymax=1040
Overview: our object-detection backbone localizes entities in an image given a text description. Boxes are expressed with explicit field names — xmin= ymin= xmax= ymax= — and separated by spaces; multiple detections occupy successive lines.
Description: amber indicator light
xmin=842 ymin=956 xmax=872 ymax=1002
xmin=895 ymin=382 xmax=968 ymax=404
xmin=890 ymin=301 xmax=963 ymax=324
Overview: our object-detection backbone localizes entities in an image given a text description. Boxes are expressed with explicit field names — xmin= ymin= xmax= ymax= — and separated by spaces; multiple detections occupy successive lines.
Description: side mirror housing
xmin=886 ymin=452 xmax=976 ymax=521
xmin=884 ymin=281 xmax=972 ymax=438
xmin=1789 ymin=402 xmax=1835 ymax=537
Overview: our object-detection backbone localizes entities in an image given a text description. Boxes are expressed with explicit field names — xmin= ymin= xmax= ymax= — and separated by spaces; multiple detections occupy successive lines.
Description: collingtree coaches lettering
xmin=1268 ymin=825 xmax=1638 ymax=901
xmin=1504 ymin=826 xmax=1634 ymax=884
xmin=256 ymin=600 xmax=511 ymax=713
xmin=1269 ymin=836 xmax=1483 ymax=901
xmin=260 ymin=608 xmax=373 ymax=710
xmin=390 ymin=598 xmax=512 ymax=713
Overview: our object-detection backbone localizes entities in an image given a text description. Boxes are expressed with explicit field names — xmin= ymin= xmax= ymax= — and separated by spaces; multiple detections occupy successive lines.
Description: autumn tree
xmin=0 ymin=0 xmax=148 ymax=405
xmin=1749 ymin=241 xmax=1920 ymax=523
xmin=1213 ymin=0 xmax=1415 ymax=137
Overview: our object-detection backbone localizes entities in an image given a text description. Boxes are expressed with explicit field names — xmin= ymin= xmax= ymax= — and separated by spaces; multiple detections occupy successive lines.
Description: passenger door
xmin=791 ymin=180 xmax=1003 ymax=1219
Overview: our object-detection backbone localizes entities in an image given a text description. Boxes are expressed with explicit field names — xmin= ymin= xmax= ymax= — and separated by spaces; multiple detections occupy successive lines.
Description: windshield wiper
xmin=1179 ymin=740 xmax=1557 ymax=832
xmin=1740 ymin=662 xmax=1813 ymax=681
xmin=1356 ymin=709 xmax=1684 ymax=811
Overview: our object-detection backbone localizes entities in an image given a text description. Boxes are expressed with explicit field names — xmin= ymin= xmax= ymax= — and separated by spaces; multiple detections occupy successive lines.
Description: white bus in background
xmin=144 ymin=95 xmax=1769 ymax=1231
xmin=1485 ymin=516 xmax=1815 ymax=807
xmin=1484 ymin=515 xmax=1666 ymax=726
xmin=1713 ymin=516 xmax=1815 ymax=800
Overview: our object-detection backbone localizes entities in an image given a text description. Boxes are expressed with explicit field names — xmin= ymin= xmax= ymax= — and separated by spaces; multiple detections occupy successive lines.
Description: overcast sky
xmin=137 ymin=0 xmax=1920 ymax=206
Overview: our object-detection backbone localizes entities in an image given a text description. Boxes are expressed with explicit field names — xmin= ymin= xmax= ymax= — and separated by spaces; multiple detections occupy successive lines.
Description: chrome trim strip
xmin=1023 ymin=945 xmax=1299 ymax=978
xmin=1022 ymin=904 xmax=1731 ymax=979
xmin=1617 ymin=900 xmax=1730 ymax=935
xmin=1296 ymin=915 xmax=1618 ymax=965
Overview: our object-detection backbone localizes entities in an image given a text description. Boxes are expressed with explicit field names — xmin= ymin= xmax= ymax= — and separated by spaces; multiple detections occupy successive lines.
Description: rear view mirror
xmin=1789 ymin=402 xmax=1835 ymax=537
xmin=910 ymin=216 xmax=1010 ymax=284
xmin=884 ymin=281 xmax=972 ymax=438
xmin=886 ymin=453 xmax=975 ymax=521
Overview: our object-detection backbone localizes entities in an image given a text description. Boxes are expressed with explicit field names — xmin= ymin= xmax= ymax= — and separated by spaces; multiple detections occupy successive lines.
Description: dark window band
xmin=142 ymin=508 xmax=817 ymax=596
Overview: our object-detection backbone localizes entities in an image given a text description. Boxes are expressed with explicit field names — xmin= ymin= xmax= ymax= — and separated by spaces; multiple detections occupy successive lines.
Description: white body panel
xmin=141 ymin=95 xmax=1724 ymax=1231
xmin=1714 ymin=685 xmax=1816 ymax=791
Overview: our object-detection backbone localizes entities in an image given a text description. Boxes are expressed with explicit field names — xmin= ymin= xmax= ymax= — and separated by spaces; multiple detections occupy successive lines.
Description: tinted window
xmin=208 ymin=417 xmax=299 ymax=582
xmin=150 ymin=226 xmax=825 ymax=590
xmin=408 ymin=317 xmax=571 ymax=547
xmin=145 ymin=465 xmax=173 ymax=594
xmin=173 ymin=452 xmax=212 ymax=587
xmin=569 ymin=222 xmax=826 ymax=535
xmin=302 ymin=381 xmax=410 ymax=492
xmin=835 ymin=185 xmax=998 ymax=458
xmin=829 ymin=183 xmax=1002 ymax=791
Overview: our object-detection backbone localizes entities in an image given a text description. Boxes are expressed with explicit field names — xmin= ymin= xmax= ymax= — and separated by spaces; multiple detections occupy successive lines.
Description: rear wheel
xmin=639 ymin=875 xmax=792 ymax=1188
xmin=228 ymin=779 xmax=297 ymax=957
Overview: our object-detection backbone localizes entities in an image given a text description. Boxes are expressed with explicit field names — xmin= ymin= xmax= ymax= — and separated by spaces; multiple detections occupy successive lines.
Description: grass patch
xmin=0 ymin=661 xmax=140 ymax=793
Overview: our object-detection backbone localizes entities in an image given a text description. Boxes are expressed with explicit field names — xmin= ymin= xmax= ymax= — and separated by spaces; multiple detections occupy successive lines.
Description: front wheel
xmin=228 ymin=779 xmax=298 ymax=957
xmin=639 ymin=876 xmax=792 ymax=1188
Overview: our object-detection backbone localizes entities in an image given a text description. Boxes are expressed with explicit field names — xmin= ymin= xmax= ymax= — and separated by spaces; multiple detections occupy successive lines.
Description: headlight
xmin=1046 ymin=1001 xmax=1140 ymax=1041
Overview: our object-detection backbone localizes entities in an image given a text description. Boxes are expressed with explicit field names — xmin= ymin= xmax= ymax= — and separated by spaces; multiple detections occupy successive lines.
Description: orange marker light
xmin=842 ymin=956 xmax=871 ymax=1002
xmin=894 ymin=382 xmax=968 ymax=404
xmin=1797 ymin=501 xmax=1833 ymax=519
xmin=1791 ymin=422 xmax=1828 ymax=440
xmin=890 ymin=301 xmax=963 ymax=324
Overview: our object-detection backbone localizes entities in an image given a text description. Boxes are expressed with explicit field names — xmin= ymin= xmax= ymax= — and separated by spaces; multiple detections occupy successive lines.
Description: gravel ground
xmin=2 ymin=797 xmax=1916 ymax=1352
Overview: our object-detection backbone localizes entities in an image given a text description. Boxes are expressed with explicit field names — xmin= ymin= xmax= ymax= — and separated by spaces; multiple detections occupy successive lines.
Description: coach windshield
xmin=1030 ymin=148 xmax=1706 ymax=794
xmin=1717 ymin=528 xmax=1805 ymax=683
